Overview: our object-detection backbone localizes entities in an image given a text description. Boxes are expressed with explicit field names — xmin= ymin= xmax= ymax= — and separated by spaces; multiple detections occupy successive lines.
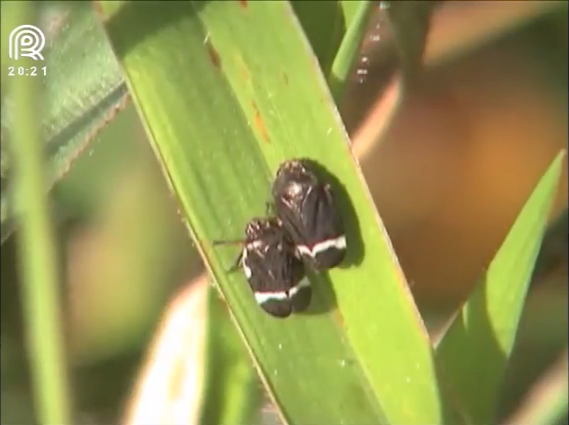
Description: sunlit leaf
xmin=100 ymin=1 xmax=449 ymax=423
xmin=436 ymin=152 xmax=566 ymax=424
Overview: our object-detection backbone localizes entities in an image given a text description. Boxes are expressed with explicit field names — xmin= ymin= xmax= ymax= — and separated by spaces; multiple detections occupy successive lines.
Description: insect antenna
xmin=265 ymin=201 xmax=277 ymax=216
xmin=223 ymin=249 xmax=245 ymax=273
xmin=212 ymin=238 xmax=246 ymax=274
xmin=212 ymin=238 xmax=245 ymax=246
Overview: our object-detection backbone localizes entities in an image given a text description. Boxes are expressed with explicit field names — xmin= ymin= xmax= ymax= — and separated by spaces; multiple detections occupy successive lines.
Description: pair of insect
xmin=214 ymin=159 xmax=347 ymax=318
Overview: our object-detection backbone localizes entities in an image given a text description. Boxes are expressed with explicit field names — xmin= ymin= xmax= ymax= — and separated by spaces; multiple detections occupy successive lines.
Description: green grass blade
xmin=290 ymin=1 xmax=345 ymax=77
xmin=201 ymin=284 xmax=262 ymax=425
xmin=100 ymin=1 xmax=447 ymax=423
xmin=292 ymin=0 xmax=381 ymax=102
xmin=1 ymin=1 xmax=127 ymax=243
xmin=329 ymin=0 xmax=374 ymax=100
xmin=6 ymin=2 xmax=72 ymax=423
xmin=340 ymin=0 xmax=367 ymax=26
xmin=436 ymin=152 xmax=566 ymax=424
xmin=291 ymin=0 xmax=373 ymax=89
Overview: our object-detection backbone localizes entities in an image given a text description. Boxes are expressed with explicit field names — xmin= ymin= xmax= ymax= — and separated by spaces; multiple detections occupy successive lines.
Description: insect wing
xmin=215 ymin=216 xmax=311 ymax=318
xmin=244 ymin=244 xmax=293 ymax=318
xmin=272 ymin=159 xmax=347 ymax=271
xmin=276 ymin=184 xmax=346 ymax=270
xmin=288 ymin=276 xmax=312 ymax=313
xmin=298 ymin=185 xmax=346 ymax=269
xmin=243 ymin=221 xmax=309 ymax=318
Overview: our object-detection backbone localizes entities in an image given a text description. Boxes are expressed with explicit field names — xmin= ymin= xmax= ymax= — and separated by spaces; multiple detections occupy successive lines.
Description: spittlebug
xmin=271 ymin=158 xmax=346 ymax=271
xmin=214 ymin=217 xmax=311 ymax=318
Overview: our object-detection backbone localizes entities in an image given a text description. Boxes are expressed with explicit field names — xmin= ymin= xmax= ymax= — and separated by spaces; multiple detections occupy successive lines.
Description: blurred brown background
xmin=349 ymin=2 xmax=567 ymax=308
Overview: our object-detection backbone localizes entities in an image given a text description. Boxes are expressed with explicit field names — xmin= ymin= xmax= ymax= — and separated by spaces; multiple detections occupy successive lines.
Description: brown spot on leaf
xmin=91 ymin=1 xmax=104 ymax=18
xmin=333 ymin=310 xmax=345 ymax=328
xmin=205 ymin=39 xmax=221 ymax=70
xmin=251 ymin=101 xmax=270 ymax=143
xmin=282 ymin=73 xmax=289 ymax=85
xmin=239 ymin=0 xmax=248 ymax=8
xmin=241 ymin=62 xmax=250 ymax=82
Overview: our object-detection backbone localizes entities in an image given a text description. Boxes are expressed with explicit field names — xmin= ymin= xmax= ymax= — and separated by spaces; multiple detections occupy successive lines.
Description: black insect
xmin=213 ymin=217 xmax=311 ymax=318
xmin=271 ymin=158 xmax=346 ymax=271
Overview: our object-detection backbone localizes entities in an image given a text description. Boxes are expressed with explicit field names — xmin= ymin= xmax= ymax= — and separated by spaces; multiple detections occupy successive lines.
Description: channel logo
xmin=8 ymin=24 xmax=46 ymax=61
